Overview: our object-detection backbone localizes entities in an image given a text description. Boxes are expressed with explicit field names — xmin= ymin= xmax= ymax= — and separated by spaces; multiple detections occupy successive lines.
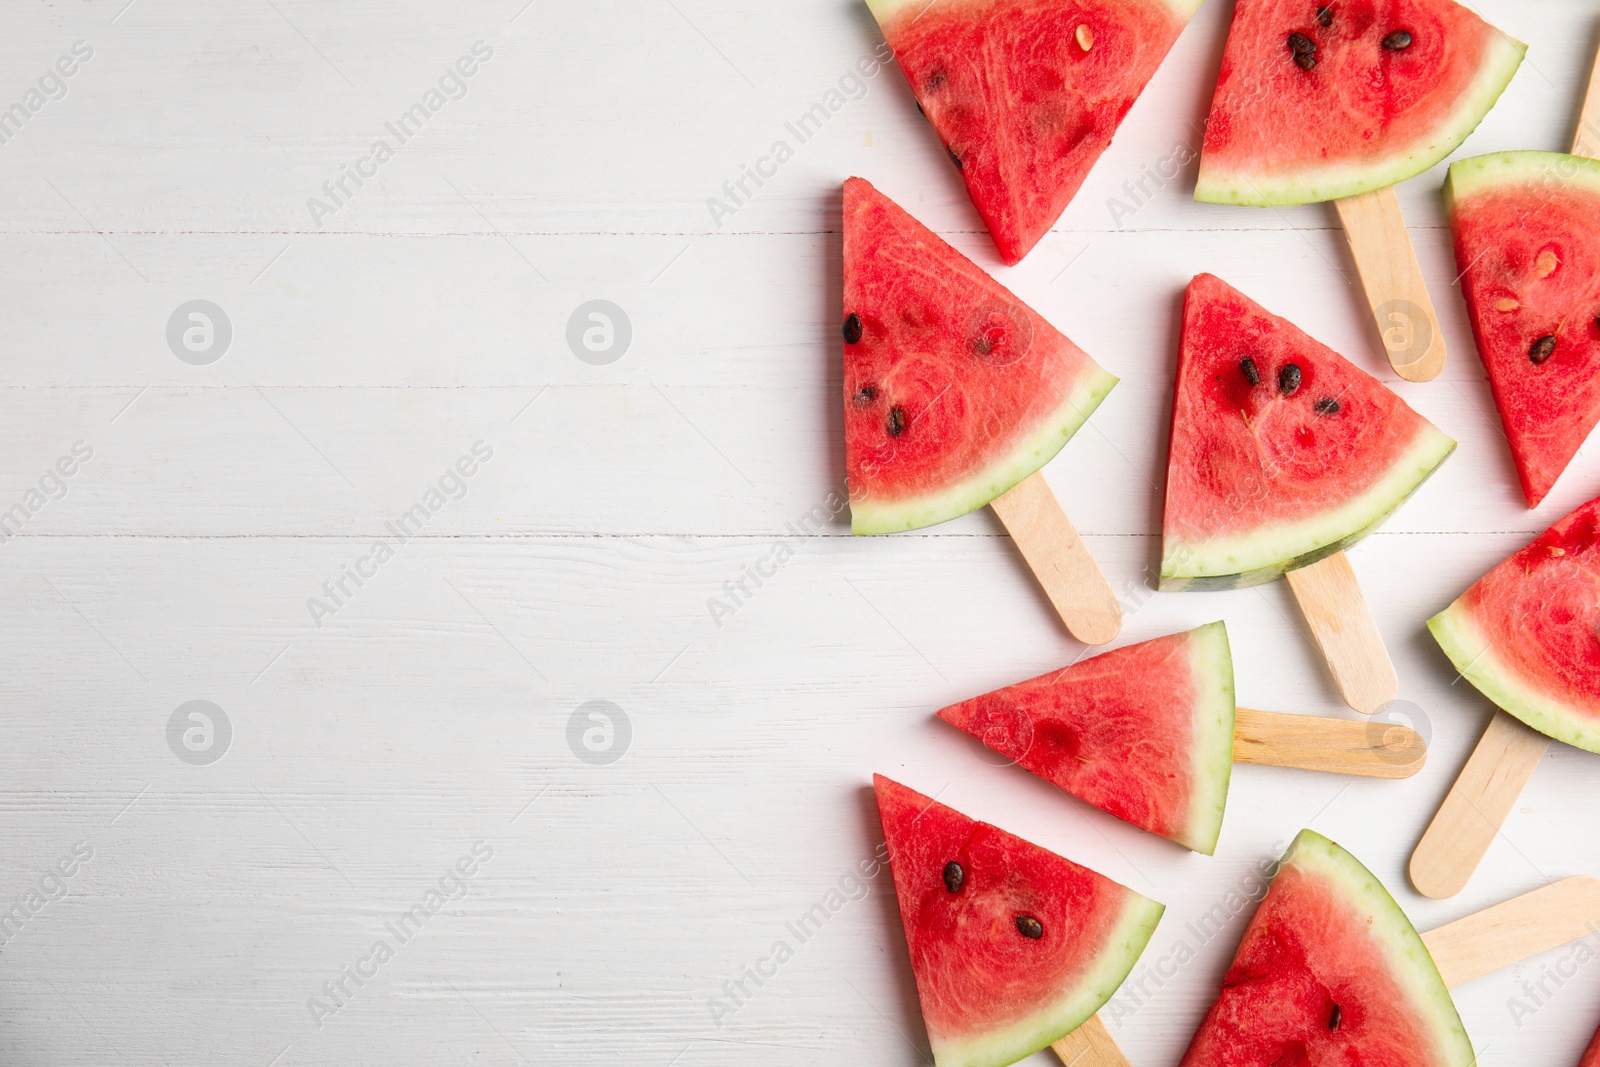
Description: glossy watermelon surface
xmin=843 ymin=177 xmax=1117 ymax=534
xmin=1196 ymin=0 xmax=1524 ymax=205
xmin=1446 ymin=151 xmax=1600 ymax=507
xmin=1161 ymin=273 xmax=1455 ymax=590
xmin=874 ymin=775 xmax=1163 ymax=1067
xmin=1180 ymin=830 xmax=1474 ymax=1067
xmin=1429 ymin=495 xmax=1600 ymax=754
xmin=867 ymin=0 xmax=1200 ymax=263
xmin=937 ymin=622 xmax=1235 ymax=854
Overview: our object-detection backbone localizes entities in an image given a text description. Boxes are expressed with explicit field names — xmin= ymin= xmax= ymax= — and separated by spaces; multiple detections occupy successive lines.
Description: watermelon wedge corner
xmin=843 ymin=177 xmax=1118 ymax=535
xmin=874 ymin=775 xmax=1163 ymax=1067
xmin=1180 ymin=829 xmax=1475 ymax=1067
xmin=938 ymin=622 xmax=1235 ymax=854
xmin=1161 ymin=274 xmax=1455 ymax=590
xmin=1196 ymin=0 xmax=1525 ymax=206
xmin=866 ymin=0 xmax=1202 ymax=264
xmin=1582 ymin=1023 xmax=1600 ymax=1067
xmin=1446 ymin=151 xmax=1600 ymax=507
xmin=1428 ymin=495 xmax=1600 ymax=755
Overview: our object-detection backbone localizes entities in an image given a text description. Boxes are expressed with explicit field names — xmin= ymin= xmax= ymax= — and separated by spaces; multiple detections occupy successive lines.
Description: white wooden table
xmin=1 ymin=1 xmax=1598 ymax=1064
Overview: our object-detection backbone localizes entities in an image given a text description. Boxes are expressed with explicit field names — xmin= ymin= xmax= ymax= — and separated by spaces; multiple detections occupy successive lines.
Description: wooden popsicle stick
xmin=1053 ymin=876 xmax=1600 ymax=1067
xmin=1051 ymin=1017 xmax=1131 ymax=1067
xmin=990 ymin=472 xmax=1122 ymax=646
xmin=1410 ymin=710 xmax=1551 ymax=899
xmin=1423 ymin=876 xmax=1600 ymax=988
xmin=1284 ymin=552 xmax=1399 ymax=715
xmin=1232 ymin=707 xmax=1426 ymax=779
xmin=1572 ymin=38 xmax=1600 ymax=159
xmin=1334 ymin=187 xmax=1448 ymax=382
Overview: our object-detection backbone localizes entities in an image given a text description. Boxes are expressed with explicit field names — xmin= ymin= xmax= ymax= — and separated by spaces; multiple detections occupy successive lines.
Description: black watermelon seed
xmin=1329 ymin=1004 xmax=1342 ymax=1031
xmin=927 ymin=69 xmax=946 ymax=92
xmin=947 ymin=146 xmax=964 ymax=171
xmin=843 ymin=313 xmax=863 ymax=345
xmin=1383 ymin=30 xmax=1414 ymax=51
xmin=1315 ymin=397 xmax=1341 ymax=416
xmin=887 ymin=406 xmax=907 ymax=437
xmin=1016 ymin=915 xmax=1044 ymax=940
xmin=942 ymin=861 xmax=965 ymax=894
xmin=853 ymin=384 xmax=879 ymax=404
xmin=1317 ymin=5 xmax=1335 ymax=28
xmin=1294 ymin=53 xmax=1318 ymax=71
xmin=1288 ymin=32 xmax=1317 ymax=55
xmin=1240 ymin=357 xmax=1261 ymax=386
xmin=1279 ymin=363 xmax=1303 ymax=395
xmin=1530 ymin=335 xmax=1557 ymax=364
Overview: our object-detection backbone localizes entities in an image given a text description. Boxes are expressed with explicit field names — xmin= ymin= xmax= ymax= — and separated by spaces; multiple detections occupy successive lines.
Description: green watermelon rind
xmin=1178 ymin=621 xmax=1235 ymax=856
xmin=1444 ymin=150 xmax=1600 ymax=211
xmin=850 ymin=365 xmax=1118 ymax=535
xmin=1195 ymin=30 xmax=1526 ymax=207
xmin=1277 ymin=830 xmax=1476 ymax=1066
xmin=1428 ymin=600 xmax=1600 ymax=756
xmin=931 ymin=893 xmax=1166 ymax=1067
xmin=1159 ymin=425 xmax=1456 ymax=591
xmin=865 ymin=0 xmax=1204 ymax=25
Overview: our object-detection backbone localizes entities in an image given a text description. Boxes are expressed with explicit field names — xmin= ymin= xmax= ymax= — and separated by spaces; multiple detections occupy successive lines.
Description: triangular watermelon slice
xmin=1583 ymin=1023 xmax=1600 ymax=1067
xmin=1179 ymin=829 xmax=1475 ymax=1066
xmin=866 ymin=0 xmax=1202 ymax=264
xmin=874 ymin=775 xmax=1163 ymax=1067
xmin=938 ymin=622 xmax=1236 ymax=854
xmin=1196 ymin=0 xmax=1525 ymax=206
xmin=1161 ymin=274 xmax=1456 ymax=590
xmin=1446 ymin=151 xmax=1600 ymax=508
xmin=1429 ymin=494 xmax=1600 ymax=754
xmin=843 ymin=177 xmax=1117 ymax=534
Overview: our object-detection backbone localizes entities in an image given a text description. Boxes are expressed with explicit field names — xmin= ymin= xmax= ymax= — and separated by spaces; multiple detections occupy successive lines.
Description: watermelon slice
xmin=874 ymin=775 xmax=1163 ymax=1067
xmin=938 ymin=622 xmax=1235 ymax=854
xmin=866 ymin=0 xmax=1202 ymax=264
xmin=1446 ymin=151 xmax=1600 ymax=507
xmin=1196 ymin=0 xmax=1525 ymax=206
xmin=1428 ymin=495 xmax=1600 ymax=755
xmin=1179 ymin=829 xmax=1475 ymax=1067
xmin=843 ymin=177 xmax=1117 ymax=534
xmin=1582 ymin=1023 xmax=1600 ymax=1067
xmin=1160 ymin=274 xmax=1456 ymax=590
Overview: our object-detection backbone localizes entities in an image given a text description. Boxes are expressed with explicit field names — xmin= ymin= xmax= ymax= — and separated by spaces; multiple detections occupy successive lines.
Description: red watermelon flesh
xmin=1582 ymin=1024 xmax=1600 ymax=1067
xmin=843 ymin=177 xmax=1117 ymax=534
xmin=1180 ymin=830 xmax=1474 ymax=1067
xmin=874 ymin=775 xmax=1163 ymax=1067
xmin=937 ymin=622 xmax=1235 ymax=854
xmin=1429 ymin=495 xmax=1600 ymax=754
xmin=1196 ymin=0 xmax=1525 ymax=206
xmin=1446 ymin=151 xmax=1600 ymax=507
xmin=867 ymin=0 xmax=1200 ymax=264
xmin=1161 ymin=273 xmax=1455 ymax=590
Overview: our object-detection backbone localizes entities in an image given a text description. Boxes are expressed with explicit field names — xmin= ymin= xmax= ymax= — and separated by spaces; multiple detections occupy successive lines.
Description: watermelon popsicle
xmin=843 ymin=177 xmax=1125 ymax=645
xmin=864 ymin=0 xmax=1204 ymax=266
xmin=938 ymin=622 xmax=1427 ymax=856
xmin=1409 ymin=494 xmax=1600 ymax=899
xmin=1160 ymin=274 xmax=1456 ymax=713
xmin=1195 ymin=0 xmax=1526 ymax=382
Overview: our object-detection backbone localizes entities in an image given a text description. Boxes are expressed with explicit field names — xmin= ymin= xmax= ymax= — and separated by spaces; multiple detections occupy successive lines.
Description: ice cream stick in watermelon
xmin=1160 ymin=275 xmax=1455 ymax=714
xmin=1409 ymin=494 xmax=1600 ymax=899
xmin=940 ymin=623 xmax=1425 ymax=858
xmin=1055 ymin=838 xmax=1600 ymax=1067
xmin=843 ymin=177 xmax=1124 ymax=645
xmin=1194 ymin=0 xmax=1525 ymax=382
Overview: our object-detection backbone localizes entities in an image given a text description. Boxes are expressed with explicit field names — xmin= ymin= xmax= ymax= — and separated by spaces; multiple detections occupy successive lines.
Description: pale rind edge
xmin=1159 ymin=424 xmax=1456 ymax=590
xmin=851 ymin=364 xmax=1118 ymax=535
xmin=1179 ymin=621 xmax=1236 ymax=856
xmin=1428 ymin=600 xmax=1600 ymax=756
xmin=928 ymin=893 xmax=1166 ymax=1067
xmin=1444 ymin=150 xmax=1600 ymax=213
xmin=1281 ymin=830 xmax=1476 ymax=1067
xmin=1195 ymin=30 xmax=1527 ymax=207
xmin=864 ymin=0 xmax=1203 ymax=28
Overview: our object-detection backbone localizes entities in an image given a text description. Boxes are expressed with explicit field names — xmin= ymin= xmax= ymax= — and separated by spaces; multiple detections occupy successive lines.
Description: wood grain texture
xmin=1284 ymin=553 xmax=1399 ymax=715
xmin=990 ymin=473 xmax=1122 ymax=646
xmin=1052 ymin=1016 xmax=1132 ymax=1067
xmin=1334 ymin=187 xmax=1448 ymax=382
xmin=1423 ymin=877 xmax=1600 ymax=988
xmin=1232 ymin=707 xmax=1426 ymax=779
xmin=1574 ymin=39 xmax=1600 ymax=158
xmin=1411 ymin=710 xmax=1552 ymax=900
